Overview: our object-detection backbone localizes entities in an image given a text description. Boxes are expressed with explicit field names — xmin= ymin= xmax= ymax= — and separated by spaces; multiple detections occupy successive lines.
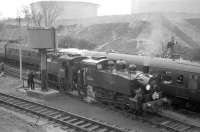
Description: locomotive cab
xmin=58 ymin=54 xmax=87 ymax=92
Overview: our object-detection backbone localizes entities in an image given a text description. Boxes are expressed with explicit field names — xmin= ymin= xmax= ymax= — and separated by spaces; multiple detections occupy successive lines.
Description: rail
xmin=0 ymin=92 xmax=128 ymax=132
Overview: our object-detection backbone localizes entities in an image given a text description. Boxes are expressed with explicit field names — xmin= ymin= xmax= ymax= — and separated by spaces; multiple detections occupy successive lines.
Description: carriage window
xmin=106 ymin=60 xmax=115 ymax=70
xmin=176 ymin=75 xmax=184 ymax=84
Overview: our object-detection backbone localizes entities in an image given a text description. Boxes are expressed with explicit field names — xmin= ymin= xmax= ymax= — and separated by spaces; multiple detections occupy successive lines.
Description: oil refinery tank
xmin=132 ymin=0 xmax=200 ymax=14
xmin=31 ymin=1 xmax=99 ymax=20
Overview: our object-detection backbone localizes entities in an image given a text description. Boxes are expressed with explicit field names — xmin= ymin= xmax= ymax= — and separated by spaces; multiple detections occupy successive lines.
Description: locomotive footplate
xmin=143 ymin=97 xmax=169 ymax=113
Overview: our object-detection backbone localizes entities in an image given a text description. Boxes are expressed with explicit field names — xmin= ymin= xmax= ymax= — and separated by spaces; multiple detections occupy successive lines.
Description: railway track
xmin=0 ymin=92 xmax=129 ymax=132
xmin=150 ymin=115 xmax=200 ymax=132
xmin=97 ymin=101 xmax=200 ymax=132
xmin=4 ymin=64 xmax=200 ymax=132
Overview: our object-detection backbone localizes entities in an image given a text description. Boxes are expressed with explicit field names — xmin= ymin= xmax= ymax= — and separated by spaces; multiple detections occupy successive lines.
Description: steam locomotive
xmin=0 ymin=43 xmax=167 ymax=113
xmin=57 ymin=54 xmax=168 ymax=113
xmin=59 ymin=48 xmax=200 ymax=108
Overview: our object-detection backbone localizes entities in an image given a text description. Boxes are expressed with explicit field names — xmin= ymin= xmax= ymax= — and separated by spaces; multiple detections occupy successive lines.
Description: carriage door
xmin=175 ymin=74 xmax=188 ymax=99
xmin=188 ymin=75 xmax=198 ymax=90
xmin=188 ymin=74 xmax=198 ymax=100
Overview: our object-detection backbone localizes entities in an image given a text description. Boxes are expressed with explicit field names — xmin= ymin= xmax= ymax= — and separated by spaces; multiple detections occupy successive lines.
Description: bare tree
xmin=31 ymin=11 xmax=43 ymax=27
xmin=22 ymin=6 xmax=31 ymax=27
xmin=21 ymin=6 xmax=42 ymax=27
xmin=21 ymin=3 xmax=62 ymax=27
xmin=39 ymin=3 xmax=62 ymax=27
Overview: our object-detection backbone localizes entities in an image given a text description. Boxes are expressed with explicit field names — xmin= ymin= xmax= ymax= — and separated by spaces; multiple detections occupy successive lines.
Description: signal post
xmin=40 ymin=49 xmax=48 ymax=91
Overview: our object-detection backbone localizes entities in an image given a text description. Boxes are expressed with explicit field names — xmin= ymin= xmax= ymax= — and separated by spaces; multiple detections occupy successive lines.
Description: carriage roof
xmin=107 ymin=53 xmax=200 ymax=74
xmin=81 ymin=58 xmax=109 ymax=66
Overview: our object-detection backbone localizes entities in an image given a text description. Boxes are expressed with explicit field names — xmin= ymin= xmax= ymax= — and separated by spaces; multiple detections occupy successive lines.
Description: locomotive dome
xmin=31 ymin=1 xmax=99 ymax=20
xmin=132 ymin=0 xmax=200 ymax=13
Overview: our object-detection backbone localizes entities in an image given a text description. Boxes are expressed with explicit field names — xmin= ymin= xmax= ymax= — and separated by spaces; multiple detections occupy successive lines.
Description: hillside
xmin=1 ymin=13 xmax=200 ymax=60
xmin=58 ymin=13 xmax=200 ymax=59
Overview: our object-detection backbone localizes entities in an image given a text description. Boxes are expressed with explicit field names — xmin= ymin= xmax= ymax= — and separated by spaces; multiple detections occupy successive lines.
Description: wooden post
xmin=40 ymin=49 xmax=48 ymax=91
xmin=18 ymin=16 xmax=23 ymax=81
xmin=19 ymin=47 xmax=22 ymax=80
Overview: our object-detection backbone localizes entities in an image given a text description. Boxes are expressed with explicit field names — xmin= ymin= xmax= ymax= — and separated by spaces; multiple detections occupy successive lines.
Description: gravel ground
xmin=0 ymin=75 xmax=167 ymax=132
xmin=0 ymin=107 xmax=45 ymax=132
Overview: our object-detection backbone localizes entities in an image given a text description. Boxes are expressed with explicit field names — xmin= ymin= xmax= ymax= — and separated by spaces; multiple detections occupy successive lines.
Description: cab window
xmin=105 ymin=60 xmax=115 ymax=70
xmin=161 ymin=71 xmax=172 ymax=84
xmin=97 ymin=64 xmax=102 ymax=70
xmin=116 ymin=60 xmax=127 ymax=71
xmin=176 ymin=75 xmax=184 ymax=84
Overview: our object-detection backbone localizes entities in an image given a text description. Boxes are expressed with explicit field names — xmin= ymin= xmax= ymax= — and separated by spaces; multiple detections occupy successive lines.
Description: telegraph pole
xmin=18 ymin=14 xmax=22 ymax=81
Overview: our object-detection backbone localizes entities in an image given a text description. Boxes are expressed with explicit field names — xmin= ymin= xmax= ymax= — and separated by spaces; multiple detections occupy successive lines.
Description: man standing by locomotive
xmin=166 ymin=36 xmax=177 ymax=58
xmin=29 ymin=71 xmax=35 ymax=90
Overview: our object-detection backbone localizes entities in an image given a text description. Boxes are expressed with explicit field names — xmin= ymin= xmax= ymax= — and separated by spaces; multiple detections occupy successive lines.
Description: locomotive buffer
xmin=27 ymin=27 xmax=56 ymax=92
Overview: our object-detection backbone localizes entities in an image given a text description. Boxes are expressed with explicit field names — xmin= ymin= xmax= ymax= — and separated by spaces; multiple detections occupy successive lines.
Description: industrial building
xmin=132 ymin=0 xmax=200 ymax=14
xmin=31 ymin=1 xmax=99 ymax=20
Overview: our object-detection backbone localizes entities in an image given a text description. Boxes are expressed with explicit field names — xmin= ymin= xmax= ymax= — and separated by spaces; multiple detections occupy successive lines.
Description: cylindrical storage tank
xmin=31 ymin=1 xmax=99 ymax=20
xmin=132 ymin=0 xmax=200 ymax=14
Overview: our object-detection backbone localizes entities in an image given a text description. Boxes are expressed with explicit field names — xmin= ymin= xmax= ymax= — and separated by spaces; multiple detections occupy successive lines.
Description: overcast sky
xmin=0 ymin=0 xmax=132 ymax=18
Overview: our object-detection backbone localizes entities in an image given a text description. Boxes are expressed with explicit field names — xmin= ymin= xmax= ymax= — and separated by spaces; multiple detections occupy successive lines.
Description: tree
xmin=31 ymin=10 xmax=43 ymax=27
xmin=39 ymin=3 xmax=62 ymax=27
xmin=22 ymin=6 xmax=31 ymax=27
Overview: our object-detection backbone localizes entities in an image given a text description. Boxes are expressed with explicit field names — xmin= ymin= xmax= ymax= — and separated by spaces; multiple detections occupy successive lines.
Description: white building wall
xmin=31 ymin=1 xmax=99 ymax=20
xmin=132 ymin=0 xmax=200 ymax=14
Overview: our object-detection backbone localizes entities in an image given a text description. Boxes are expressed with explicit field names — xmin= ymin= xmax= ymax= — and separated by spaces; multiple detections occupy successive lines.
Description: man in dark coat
xmin=29 ymin=71 xmax=35 ymax=90
xmin=27 ymin=70 xmax=31 ymax=88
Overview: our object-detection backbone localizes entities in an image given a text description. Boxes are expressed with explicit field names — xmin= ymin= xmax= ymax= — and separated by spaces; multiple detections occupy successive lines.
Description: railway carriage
xmin=4 ymin=43 xmax=40 ymax=68
xmin=106 ymin=54 xmax=200 ymax=103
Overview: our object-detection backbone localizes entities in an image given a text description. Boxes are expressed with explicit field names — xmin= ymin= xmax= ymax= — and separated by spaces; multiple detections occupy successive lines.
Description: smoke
xmin=140 ymin=16 xmax=164 ymax=56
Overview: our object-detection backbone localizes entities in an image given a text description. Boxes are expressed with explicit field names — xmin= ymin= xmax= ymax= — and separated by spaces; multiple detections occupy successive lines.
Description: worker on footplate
xmin=58 ymin=68 xmax=65 ymax=92
xmin=134 ymin=88 xmax=143 ymax=114
xmin=72 ymin=72 xmax=78 ymax=91
xmin=27 ymin=70 xmax=31 ymax=88
xmin=130 ymin=79 xmax=144 ymax=114
xmin=166 ymin=36 xmax=177 ymax=58
xmin=77 ymin=69 xmax=82 ymax=97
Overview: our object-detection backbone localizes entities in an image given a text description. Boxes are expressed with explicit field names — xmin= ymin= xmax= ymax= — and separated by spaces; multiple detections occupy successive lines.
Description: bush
xmin=58 ymin=36 xmax=96 ymax=50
